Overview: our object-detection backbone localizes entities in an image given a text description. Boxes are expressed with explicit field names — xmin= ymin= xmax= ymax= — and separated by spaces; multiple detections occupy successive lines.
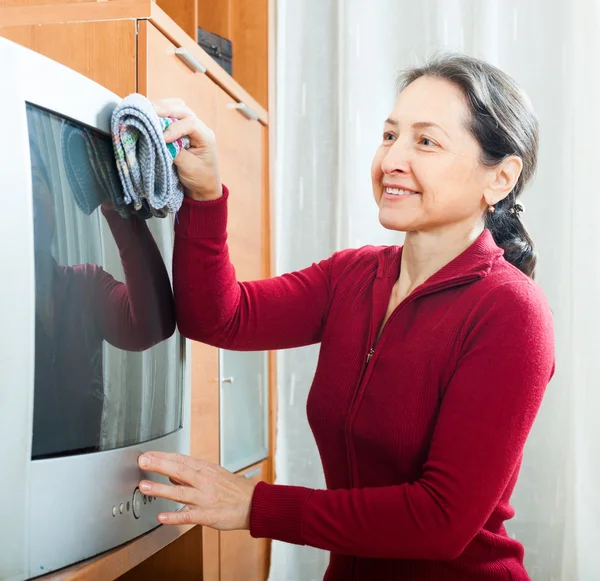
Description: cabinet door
xmin=220 ymin=350 xmax=268 ymax=473
xmin=220 ymin=462 xmax=269 ymax=581
xmin=141 ymin=21 xmax=217 ymax=132
xmin=215 ymin=88 xmax=265 ymax=282
xmin=141 ymin=23 xmax=222 ymax=581
xmin=0 ymin=20 xmax=136 ymax=97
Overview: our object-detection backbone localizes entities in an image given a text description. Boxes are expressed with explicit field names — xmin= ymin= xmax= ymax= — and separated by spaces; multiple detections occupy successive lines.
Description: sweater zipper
xmin=361 ymin=273 xmax=482 ymax=369
xmin=347 ymin=273 xmax=483 ymax=477
xmin=347 ymin=272 xmax=483 ymax=581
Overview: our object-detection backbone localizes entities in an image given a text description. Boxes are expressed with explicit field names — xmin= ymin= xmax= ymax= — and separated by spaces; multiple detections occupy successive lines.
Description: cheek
xmin=371 ymin=150 xmax=384 ymax=184
xmin=419 ymin=157 xmax=481 ymax=206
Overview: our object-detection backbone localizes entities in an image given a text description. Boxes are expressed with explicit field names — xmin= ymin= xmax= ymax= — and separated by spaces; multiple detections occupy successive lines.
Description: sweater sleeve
xmin=173 ymin=187 xmax=350 ymax=351
xmin=93 ymin=205 xmax=176 ymax=351
xmin=249 ymin=282 xmax=555 ymax=560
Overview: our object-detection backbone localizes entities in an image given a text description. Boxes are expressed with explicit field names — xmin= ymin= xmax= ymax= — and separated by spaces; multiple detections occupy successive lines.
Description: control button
xmin=112 ymin=506 xmax=117 ymax=517
xmin=126 ymin=501 xmax=130 ymax=512
xmin=119 ymin=503 xmax=124 ymax=514
xmin=132 ymin=488 xmax=142 ymax=519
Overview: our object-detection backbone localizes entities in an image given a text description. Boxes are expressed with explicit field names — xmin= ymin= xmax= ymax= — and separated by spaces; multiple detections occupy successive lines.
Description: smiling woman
xmin=377 ymin=56 xmax=538 ymax=280
xmin=140 ymin=54 xmax=554 ymax=581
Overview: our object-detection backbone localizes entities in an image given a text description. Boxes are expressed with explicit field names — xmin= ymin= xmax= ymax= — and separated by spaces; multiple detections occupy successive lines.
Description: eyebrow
xmin=384 ymin=118 xmax=450 ymax=138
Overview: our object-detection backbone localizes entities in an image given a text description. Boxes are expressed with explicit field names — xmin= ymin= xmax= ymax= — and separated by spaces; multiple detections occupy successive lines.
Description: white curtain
xmin=271 ymin=1 xmax=600 ymax=580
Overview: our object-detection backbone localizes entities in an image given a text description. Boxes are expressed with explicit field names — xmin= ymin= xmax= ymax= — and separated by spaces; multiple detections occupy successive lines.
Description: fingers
xmin=172 ymin=148 xmax=200 ymax=168
xmin=163 ymin=115 xmax=215 ymax=149
xmin=139 ymin=479 xmax=196 ymax=506
xmin=156 ymin=508 xmax=205 ymax=525
xmin=151 ymin=98 xmax=215 ymax=149
xmin=140 ymin=451 xmax=209 ymax=471
xmin=152 ymin=98 xmax=194 ymax=120
xmin=138 ymin=452 xmax=199 ymax=486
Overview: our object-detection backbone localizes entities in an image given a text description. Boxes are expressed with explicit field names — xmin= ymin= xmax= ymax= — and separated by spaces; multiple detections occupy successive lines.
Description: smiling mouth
xmin=384 ymin=187 xmax=421 ymax=196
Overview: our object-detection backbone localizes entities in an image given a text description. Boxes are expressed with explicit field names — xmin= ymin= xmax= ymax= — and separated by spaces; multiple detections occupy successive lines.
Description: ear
xmin=483 ymin=156 xmax=523 ymax=206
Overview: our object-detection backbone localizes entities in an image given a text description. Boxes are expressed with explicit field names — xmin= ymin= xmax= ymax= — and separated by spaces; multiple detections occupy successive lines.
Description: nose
xmin=380 ymin=139 xmax=411 ymax=176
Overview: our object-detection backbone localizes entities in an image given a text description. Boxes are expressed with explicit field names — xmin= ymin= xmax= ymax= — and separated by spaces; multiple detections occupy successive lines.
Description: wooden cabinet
xmin=118 ymin=525 xmax=204 ymax=581
xmin=0 ymin=3 xmax=273 ymax=580
xmin=195 ymin=0 xmax=269 ymax=110
xmin=140 ymin=20 xmax=265 ymax=285
xmin=216 ymin=87 xmax=265 ymax=282
xmin=220 ymin=462 xmax=270 ymax=581
xmin=0 ymin=19 xmax=137 ymax=97
xmin=141 ymin=20 xmax=218 ymax=130
xmin=157 ymin=0 xmax=270 ymax=108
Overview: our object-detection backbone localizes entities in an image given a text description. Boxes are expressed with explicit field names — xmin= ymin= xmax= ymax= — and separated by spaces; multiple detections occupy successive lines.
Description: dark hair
xmin=397 ymin=54 xmax=539 ymax=278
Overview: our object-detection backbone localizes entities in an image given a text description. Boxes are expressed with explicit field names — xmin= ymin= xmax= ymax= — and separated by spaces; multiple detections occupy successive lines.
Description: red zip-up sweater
xmin=173 ymin=188 xmax=555 ymax=581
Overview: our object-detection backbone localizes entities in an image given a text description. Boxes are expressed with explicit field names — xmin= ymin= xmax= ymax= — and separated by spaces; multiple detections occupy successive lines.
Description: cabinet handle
xmin=221 ymin=377 xmax=234 ymax=384
xmin=174 ymin=47 xmax=207 ymax=74
xmin=244 ymin=467 xmax=261 ymax=479
xmin=227 ymin=102 xmax=259 ymax=121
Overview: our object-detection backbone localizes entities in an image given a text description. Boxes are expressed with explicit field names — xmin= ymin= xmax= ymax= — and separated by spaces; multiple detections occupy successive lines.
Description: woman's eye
xmin=383 ymin=132 xmax=395 ymax=142
xmin=419 ymin=137 xmax=436 ymax=147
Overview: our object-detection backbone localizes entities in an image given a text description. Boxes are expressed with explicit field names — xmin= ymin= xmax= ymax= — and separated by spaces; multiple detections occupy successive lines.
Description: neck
xmin=398 ymin=219 xmax=484 ymax=298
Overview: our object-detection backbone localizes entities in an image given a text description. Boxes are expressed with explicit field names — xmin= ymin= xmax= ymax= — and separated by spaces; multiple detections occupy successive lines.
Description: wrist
xmin=241 ymin=479 xmax=258 ymax=531
xmin=186 ymin=180 xmax=223 ymax=202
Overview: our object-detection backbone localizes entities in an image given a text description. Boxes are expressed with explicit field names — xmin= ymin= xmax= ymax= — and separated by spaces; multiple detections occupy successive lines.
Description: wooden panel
xmin=0 ymin=0 xmax=92 ymax=6
xmin=188 ymin=341 xmax=220 ymax=465
xmin=216 ymin=87 xmax=264 ymax=283
xmin=141 ymin=18 xmax=222 ymax=464
xmin=141 ymin=20 xmax=218 ymax=129
xmin=156 ymin=0 xmax=197 ymax=40
xmin=197 ymin=0 xmax=230 ymax=39
xmin=150 ymin=3 xmax=268 ymax=124
xmin=220 ymin=462 xmax=269 ymax=581
xmin=190 ymin=342 xmax=221 ymax=581
xmin=188 ymin=338 xmax=220 ymax=581
xmin=0 ymin=20 xmax=136 ymax=97
xmin=118 ymin=525 xmax=204 ymax=581
xmin=38 ymin=524 xmax=193 ymax=581
xmin=0 ymin=1 xmax=269 ymax=120
xmin=195 ymin=0 xmax=269 ymax=109
xmin=261 ymin=124 xmax=272 ymax=280
xmin=230 ymin=0 xmax=269 ymax=110
xmin=0 ymin=0 xmax=151 ymax=27
xmin=141 ymin=22 xmax=227 ymax=581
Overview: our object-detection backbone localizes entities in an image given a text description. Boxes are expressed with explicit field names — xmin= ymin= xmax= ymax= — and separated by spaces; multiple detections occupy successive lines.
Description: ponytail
xmin=485 ymin=195 xmax=536 ymax=278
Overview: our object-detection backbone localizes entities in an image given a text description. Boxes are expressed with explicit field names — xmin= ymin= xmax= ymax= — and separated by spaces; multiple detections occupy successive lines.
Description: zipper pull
xmin=366 ymin=348 xmax=375 ymax=364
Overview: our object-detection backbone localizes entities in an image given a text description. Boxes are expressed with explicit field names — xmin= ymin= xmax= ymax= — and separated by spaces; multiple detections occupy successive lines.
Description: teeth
xmin=385 ymin=187 xmax=417 ymax=196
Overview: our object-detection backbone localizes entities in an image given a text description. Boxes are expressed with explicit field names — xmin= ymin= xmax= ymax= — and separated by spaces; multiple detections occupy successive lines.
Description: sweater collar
xmin=377 ymin=228 xmax=503 ymax=287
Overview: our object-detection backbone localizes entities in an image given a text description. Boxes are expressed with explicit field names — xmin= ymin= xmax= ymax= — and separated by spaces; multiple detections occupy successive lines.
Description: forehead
xmin=390 ymin=76 xmax=470 ymax=131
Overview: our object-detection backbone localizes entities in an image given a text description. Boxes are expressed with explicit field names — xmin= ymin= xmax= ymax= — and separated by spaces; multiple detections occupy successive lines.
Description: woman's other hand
xmin=138 ymin=452 xmax=256 ymax=530
xmin=153 ymin=99 xmax=223 ymax=202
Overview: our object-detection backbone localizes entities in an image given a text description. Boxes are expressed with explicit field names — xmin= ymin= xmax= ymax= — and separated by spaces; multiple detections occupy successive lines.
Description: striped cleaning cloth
xmin=111 ymin=93 xmax=190 ymax=218
xmin=61 ymin=122 xmax=132 ymax=218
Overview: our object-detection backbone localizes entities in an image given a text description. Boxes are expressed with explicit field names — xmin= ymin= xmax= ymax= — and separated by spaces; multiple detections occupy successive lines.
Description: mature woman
xmin=138 ymin=54 xmax=555 ymax=580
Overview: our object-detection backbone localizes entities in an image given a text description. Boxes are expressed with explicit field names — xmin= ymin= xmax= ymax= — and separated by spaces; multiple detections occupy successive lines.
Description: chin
xmin=378 ymin=209 xmax=415 ymax=232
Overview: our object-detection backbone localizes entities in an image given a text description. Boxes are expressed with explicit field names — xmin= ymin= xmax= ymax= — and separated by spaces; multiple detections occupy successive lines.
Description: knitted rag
xmin=111 ymin=93 xmax=190 ymax=218
xmin=61 ymin=122 xmax=132 ymax=218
